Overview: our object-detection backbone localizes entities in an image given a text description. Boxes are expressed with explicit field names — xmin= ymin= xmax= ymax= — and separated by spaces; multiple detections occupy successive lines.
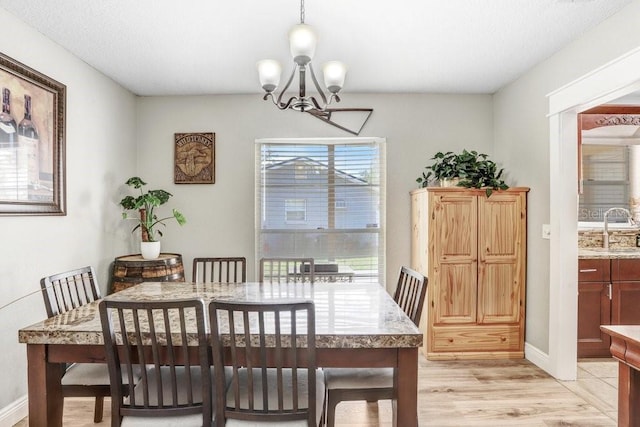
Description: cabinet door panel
xmin=611 ymin=282 xmax=640 ymax=325
xmin=429 ymin=192 xmax=478 ymax=326
xmin=478 ymin=194 xmax=523 ymax=259
xmin=433 ymin=263 xmax=477 ymax=324
xmin=577 ymin=282 xmax=611 ymax=358
xmin=477 ymin=193 xmax=525 ymax=325
xmin=430 ymin=194 xmax=477 ymax=258
xmin=478 ymin=263 xmax=520 ymax=324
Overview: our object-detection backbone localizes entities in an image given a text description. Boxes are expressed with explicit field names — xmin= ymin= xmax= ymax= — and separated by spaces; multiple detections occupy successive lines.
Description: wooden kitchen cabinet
xmin=577 ymin=258 xmax=640 ymax=358
xmin=611 ymin=259 xmax=640 ymax=325
xmin=577 ymin=259 xmax=611 ymax=357
xmin=411 ymin=187 xmax=528 ymax=360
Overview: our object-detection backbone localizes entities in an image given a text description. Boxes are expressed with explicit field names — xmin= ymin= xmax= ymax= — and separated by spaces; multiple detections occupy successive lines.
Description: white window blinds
xmin=255 ymin=138 xmax=386 ymax=284
xmin=579 ymin=145 xmax=629 ymax=221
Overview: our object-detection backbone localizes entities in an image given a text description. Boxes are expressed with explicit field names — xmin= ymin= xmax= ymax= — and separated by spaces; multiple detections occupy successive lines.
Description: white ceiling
xmin=0 ymin=0 xmax=633 ymax=96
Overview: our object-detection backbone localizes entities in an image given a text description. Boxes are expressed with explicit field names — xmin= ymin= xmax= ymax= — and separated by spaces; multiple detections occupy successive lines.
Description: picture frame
xmin=0 ymin=52 xmax=66 ymax=215
xmin=174 ymin=132 xmax=215 ymax=184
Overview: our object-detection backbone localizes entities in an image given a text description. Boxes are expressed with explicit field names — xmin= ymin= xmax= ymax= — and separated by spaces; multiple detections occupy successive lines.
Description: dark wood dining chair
xmin=99 ymin=298 xmax=214 ymax=426
xmin=259 ymin=257 xmax=315 ymax=283
xmin=192 ymin=257 xmax=247 ymax=283
xmin=40 ymin=266 xmax=113 ymax=423
xmin=323 ymin=266 xmax=427 ymax=427
xmin=392 ymin=266 xmax=429 ymax=325
xmin=41 ymin=266 xmax=102 ymax=317
xmin=209 ymin=300 xmax=324 ymax=426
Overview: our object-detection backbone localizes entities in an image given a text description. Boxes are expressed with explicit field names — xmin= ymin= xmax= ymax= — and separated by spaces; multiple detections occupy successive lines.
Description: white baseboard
xmin=0 ymin=395 xmax=27 ymax=427
xmin=525 ymin=342 xmax=552 ymax=375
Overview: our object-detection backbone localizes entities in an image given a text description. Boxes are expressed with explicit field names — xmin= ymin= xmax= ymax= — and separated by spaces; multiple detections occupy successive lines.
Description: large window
xmin=256 ymin=138 xmax=386 ymax=284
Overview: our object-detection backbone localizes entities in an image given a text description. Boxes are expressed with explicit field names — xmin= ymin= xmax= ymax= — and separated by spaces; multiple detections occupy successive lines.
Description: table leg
xmin=27 ymin=344 xmax=63 ymax=427
xmin=633 ymin=365 xmax=640 ymax=427
xmin=617 ymin=362 xmax=640 ymax=427
xmin=394 ymin=347 xmax=418 ymax=427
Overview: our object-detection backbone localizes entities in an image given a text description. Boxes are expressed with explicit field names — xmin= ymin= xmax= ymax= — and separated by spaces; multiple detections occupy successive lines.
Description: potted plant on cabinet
xmin=416 ymin=151 xmax=462 ymax=188
xmin=416 ymin=149 xmax=509 ymax=196
xmin=119 ymin=176 xmax=186 ymax=259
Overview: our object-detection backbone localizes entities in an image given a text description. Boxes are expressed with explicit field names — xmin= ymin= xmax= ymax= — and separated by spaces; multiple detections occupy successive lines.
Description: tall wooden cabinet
xmin=410 ymin=187 xmax=528 ymax=360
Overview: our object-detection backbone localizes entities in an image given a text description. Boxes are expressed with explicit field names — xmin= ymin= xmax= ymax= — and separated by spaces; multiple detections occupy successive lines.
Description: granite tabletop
xmin=19 ymin=282 xmax=423 ymax=349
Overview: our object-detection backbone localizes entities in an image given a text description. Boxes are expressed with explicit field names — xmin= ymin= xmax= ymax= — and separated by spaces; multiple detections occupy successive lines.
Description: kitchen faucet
xmin=603 ymin=207 xmax=635 ymax=249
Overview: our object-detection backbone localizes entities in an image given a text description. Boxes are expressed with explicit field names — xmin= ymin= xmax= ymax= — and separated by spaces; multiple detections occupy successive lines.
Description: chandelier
xmin=257 ymin=0 xmax=347 ymax=113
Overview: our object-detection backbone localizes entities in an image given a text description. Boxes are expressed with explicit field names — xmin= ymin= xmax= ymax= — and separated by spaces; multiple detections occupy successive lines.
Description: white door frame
xmin=547 ymin=46 xmax=640 ymax=380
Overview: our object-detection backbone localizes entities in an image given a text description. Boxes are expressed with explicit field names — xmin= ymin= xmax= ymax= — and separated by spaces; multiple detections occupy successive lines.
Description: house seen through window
xmin=255 ymin=138 xmax=386 ymax=284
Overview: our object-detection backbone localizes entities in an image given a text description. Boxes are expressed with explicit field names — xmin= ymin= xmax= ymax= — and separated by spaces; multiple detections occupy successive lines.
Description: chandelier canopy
xmin=257 ymin=0 xmax=346 ymax=113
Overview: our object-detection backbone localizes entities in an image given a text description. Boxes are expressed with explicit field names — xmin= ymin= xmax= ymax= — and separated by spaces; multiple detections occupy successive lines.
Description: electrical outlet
xmin=542 ymin=224 xmax=551 ymax=239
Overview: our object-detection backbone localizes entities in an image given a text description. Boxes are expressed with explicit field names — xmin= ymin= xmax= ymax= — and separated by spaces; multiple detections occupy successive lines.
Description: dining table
xmin=19 ymin=281 xmax=423 ymax=427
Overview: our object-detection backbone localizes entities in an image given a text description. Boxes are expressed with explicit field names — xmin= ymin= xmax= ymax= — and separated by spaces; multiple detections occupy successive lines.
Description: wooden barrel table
xmin=111 ymin=253 xmax=185 ymax=293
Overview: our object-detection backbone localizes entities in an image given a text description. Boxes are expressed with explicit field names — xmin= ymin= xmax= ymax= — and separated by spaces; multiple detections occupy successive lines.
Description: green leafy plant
xmin=416 ymin=149 xmax=509 ymax=196
xmin=416 ymin=151 xmax=461 ymax=185
xmin=119 ymin=177 xmax=186 ymax=242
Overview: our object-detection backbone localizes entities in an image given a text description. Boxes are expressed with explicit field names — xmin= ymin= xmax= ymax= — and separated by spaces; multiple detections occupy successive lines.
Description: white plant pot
xmin=440 ymin=178 xmax=461 ymax=187
xmin=140 ymin=241 xmax=161 ymax=260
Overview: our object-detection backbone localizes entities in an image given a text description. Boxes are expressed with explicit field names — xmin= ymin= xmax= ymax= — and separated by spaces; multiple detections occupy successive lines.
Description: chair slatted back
xmin=393 ymin=266 xmax=428 ymax=326
xmin=192 ymin=257 xmax=247 ymax=283
xmin=40 ymin=266 xmax=112 ymax=423
xmin=99 ymin=298 xmax=212 ymax=425
xmin=259 ymin=258 xmax=315 ymax=283
xmin=40 ymin=266 xmax=101 ymax=318
xmin=209 ymin=300 xmax=317 ymax=425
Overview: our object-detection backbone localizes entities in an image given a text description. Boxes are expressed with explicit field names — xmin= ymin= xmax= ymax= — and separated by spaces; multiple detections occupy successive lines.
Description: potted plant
xmin=416 ymin=151 xmax=462 ymax=187
xmin=119 ymin=176 xmax=186 ymax=259
xmin=416 ymin=149 xmax=509 ymax=196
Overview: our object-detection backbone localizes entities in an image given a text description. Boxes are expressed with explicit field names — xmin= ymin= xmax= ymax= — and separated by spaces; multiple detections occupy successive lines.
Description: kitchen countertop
xmin=579 ymin=247 xmax=640 ymax=259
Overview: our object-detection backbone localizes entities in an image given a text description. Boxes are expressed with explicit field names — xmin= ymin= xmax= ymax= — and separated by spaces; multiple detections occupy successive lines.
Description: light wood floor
xmin=14 ymin=356 xmax=618 ymax=427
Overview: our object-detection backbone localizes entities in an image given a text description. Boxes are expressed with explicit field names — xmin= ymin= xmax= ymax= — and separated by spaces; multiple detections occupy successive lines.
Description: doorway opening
xmin=548 ymin=46 xmax=640 ymax=380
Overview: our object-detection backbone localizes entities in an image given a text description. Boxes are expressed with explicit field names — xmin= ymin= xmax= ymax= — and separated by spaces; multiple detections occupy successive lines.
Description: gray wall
xmin=0 ymin=8 xmax=137 ymax=417
xmin=493 ymin=0 xmax=640 ymax=354
xmin=135 ymin=93 xmax=494 ymax=285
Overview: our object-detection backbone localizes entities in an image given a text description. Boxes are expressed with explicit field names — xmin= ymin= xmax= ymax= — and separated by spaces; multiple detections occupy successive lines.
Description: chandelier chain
xmin=300 ymin=0 xmax=305 ymax=23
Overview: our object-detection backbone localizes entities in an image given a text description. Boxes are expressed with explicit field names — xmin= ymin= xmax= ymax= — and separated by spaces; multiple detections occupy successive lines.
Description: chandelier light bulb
xmin=322 ymin=61 xmax=347 ymax=94
xmin=289 ymin=24 xmax=317 ymax=65
xmin=257 ymin=59 xmax=282 ymax=93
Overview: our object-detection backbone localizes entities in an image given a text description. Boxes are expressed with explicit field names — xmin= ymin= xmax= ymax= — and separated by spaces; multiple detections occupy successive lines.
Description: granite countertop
xmin=579 ymin=247 xmax=640 ymax=259
xmin=19 ymin=282 xmax=423 ymax=349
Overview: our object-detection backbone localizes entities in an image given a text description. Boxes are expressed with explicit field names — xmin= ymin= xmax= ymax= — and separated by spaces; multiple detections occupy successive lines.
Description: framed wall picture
xmin=174 ymin=132 xmax=215 ymax=184
xmin=0 ymin=52 xmax=66 ymax=215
